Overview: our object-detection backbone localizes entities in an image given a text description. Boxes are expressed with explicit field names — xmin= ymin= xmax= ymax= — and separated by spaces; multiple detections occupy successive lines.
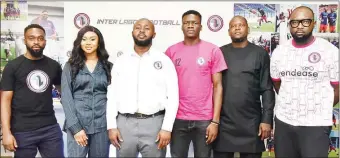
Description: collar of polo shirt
xmin=131 ymin=48 xmax=152 ymax=57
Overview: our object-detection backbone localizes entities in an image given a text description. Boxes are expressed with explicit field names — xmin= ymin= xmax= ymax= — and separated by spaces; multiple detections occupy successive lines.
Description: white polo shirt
xmin=270 ymin=37 xmax=339 ymax=126
xmin=106 ymin=47 xmax=179 ymax=132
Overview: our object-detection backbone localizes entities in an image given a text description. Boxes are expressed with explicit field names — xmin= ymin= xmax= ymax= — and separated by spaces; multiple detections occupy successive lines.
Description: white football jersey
xmin=271 ymin=37 xmax=339 ymax=126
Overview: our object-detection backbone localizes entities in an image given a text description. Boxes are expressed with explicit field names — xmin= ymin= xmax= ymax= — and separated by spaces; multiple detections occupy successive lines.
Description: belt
xmin=119 ymin=110 xmax=165 ymax=119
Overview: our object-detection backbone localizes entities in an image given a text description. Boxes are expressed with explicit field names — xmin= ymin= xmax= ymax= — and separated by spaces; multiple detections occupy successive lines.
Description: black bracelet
xmin=211 ymin=121 xmax=220 ymax=125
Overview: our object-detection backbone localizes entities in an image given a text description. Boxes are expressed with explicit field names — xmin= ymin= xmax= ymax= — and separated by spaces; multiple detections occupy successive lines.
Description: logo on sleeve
xmin=26 ymin=70 xmax=50 ymax=93
xmin=154 ymin=61 xmax=163 ymax=70
xmin=308 ymin=52 xmax=321 ymax=63
xmin=197 ymin=57 xmax=205 ymax=65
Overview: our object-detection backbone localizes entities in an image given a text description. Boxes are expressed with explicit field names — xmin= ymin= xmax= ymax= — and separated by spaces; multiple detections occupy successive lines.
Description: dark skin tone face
xmin=132 ymin=19 xmax=155 ymax=42
xmin=182 ymin=14 xmax=202 ymax=39
xmin=228 ymin=16 xmax=249 ymax=43
xmin=24 ymin=28 xmax=46 ymax=59
xmin=289 ymin=7 xmax=315 ymax=44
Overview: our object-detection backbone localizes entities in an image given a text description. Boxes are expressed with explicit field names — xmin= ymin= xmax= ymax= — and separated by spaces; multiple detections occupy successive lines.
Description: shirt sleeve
xmin=165 ymin=47 xmax=172 ymax=59
xmin=54 ymin=62 xmax=62 ymax=85
xmin=60 ymin=62 xmax=83 ymax=135
xmin=106 ymin=59 xmax=120 ymax=130
xmin=270 ymin=46 xmax=281 ymax=81
xmin=161 ymin=56 xmax=179 ymax=132
xmin=0 ymin=63 xmax=15 ymax=91
xmin=329 ymin=45 xmax=339 ymax=85
xmin=260 ymin=50 xmax=275 ymax=125
xmin=211 ymin=47 xmax=228 ymax=74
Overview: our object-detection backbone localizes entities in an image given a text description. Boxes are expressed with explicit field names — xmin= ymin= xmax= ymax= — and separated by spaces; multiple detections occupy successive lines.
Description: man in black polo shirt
xmin=0 ymin=24 xmax=64 ymax=157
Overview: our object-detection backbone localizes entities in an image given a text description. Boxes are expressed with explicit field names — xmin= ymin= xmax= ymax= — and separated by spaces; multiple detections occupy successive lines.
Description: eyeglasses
xmin=289 ymin=19 xmax=313 ymax=28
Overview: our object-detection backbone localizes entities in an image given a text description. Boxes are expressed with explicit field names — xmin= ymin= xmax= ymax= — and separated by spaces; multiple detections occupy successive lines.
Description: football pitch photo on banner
xmin=317 ymin=4 xmax=338 ymax=33
xmin=234 ymin=3 xmax=276 ymax=32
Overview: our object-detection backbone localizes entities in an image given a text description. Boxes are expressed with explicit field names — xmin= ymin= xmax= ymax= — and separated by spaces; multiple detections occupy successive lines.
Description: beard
xmin=26 ymin=45 xmax=45 ymax=58
xmin=291 ymin=31 xmax=313 ymax=43
xmin=231 ymin=37 xmax=246 ymax=43
xmin=133 ymin=35 xmax=153 ymax=47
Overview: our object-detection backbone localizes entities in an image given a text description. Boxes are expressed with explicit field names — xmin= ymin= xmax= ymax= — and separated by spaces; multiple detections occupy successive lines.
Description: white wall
xmin=64 ymin=1 xmax=337 ymax=63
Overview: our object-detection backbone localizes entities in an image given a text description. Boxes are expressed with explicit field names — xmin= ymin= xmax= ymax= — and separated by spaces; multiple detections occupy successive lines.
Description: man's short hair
xmin=182 ymin=10 xmax=202 ymax=24
xmin=24 ymin=24 xmax=46 ymax=35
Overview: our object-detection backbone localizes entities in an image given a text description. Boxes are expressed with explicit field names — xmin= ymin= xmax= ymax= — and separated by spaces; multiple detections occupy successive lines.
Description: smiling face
xmin=80 ymin=31 xmax=99 ymax=55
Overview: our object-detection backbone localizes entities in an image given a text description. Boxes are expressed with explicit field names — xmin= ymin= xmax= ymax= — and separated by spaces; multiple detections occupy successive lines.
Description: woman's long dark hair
xmin=68 ymin=25 xmax=112 ymax=85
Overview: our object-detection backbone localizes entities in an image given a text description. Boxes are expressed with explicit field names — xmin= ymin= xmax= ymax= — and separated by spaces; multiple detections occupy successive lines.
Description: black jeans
xmin=13 ymin=124 xmax=64 ymax=158
xmin=170 ymin=119 xmax=212 ymax=158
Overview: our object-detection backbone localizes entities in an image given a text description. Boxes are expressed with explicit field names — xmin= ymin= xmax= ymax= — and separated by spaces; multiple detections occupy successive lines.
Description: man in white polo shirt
xmin=106 ymin=18 xmax=179 ymax=158
xmin=270 ymin=6 xmax=339 ymax=157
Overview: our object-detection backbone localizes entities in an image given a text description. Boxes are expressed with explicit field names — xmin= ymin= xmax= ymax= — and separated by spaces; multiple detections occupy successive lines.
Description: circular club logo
xmin=197 ymin=57 xmax=205 ymax=65
xmin=154 ymin=61 xmax=163 ymax=70
xmin=207 ymin=15 xmax=224 ymax=32
xmin=26 ymin=70 xmax=50 ymax=93
xmin=308 ymin=52 xmax=321 ymax=63
xmin=74 ymin=13 xmax=90 ymax=29
xmin=117 ymin=51 xmax=123 ymax=57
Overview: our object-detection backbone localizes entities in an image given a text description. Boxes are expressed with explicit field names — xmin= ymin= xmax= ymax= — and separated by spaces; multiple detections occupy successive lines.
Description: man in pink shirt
xmin=165 ymin=10 xmax=227 ymax=157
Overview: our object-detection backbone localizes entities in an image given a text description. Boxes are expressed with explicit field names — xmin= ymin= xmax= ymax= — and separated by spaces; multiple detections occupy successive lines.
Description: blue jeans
xmin=170 ymin=119 xmax=212 ymax=158
xmin=13 ymin=124 xmax=64 ymax=158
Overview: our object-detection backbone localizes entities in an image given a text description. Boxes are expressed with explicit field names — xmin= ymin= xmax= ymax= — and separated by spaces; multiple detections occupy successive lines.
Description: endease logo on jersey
xmin=279 ymin=66 xmax=318 ymax=78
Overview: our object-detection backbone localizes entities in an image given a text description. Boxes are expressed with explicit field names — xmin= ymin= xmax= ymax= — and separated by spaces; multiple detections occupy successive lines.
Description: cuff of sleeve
xmin=261 ymin=115 xmax=273 ymax=127
xmin=107 ymin=118 xmax=117 ymax=130
xmin=271 ymin=78 xmax=281 ymax=81
xmin=331 ymin=81 xmax=339 ymax=85
xmin=212 ymin=66 xmax=228 ymax=74
xmin=68 ymin=122 xmax=83 ymax=135
xmin=161 ymin=118 xmax=174 ymax=132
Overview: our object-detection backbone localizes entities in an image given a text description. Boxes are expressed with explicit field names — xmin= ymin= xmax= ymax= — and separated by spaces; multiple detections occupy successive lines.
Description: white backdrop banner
xmin=64 ymin=1 xmax=241 ymax=63
xmin=64 ymin=1 xmax=338 ymax=157
xmin=64 ymin=1 xmax=336 ymax=62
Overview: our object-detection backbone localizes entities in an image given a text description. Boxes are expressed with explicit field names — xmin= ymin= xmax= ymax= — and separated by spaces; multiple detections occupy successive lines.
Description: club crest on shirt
xmin=154 ymin=61 xmax=162 ymax=70
xmin=308 ymin=52 xmax=321 ymax=63
xmin=197 ymin=57 xmax=205 ymax=65
xmin=26 ymin=70 xmax=50 ymax=93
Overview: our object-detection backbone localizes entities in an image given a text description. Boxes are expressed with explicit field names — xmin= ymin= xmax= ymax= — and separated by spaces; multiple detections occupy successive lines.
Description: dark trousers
xmin=274 ymin=117 xmax=331 ymax=158
xmin=213 ymin=151 xmax=262 ymax=158
xmin=13 ymin=124 xmax=64 ymax=158
xmin=170 ymin=119 xmax=212 ymax=158
xmin=67 ymin=130 xmax=110 ymax=158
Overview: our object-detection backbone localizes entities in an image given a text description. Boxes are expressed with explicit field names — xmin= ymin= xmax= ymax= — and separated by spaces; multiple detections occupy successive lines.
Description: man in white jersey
xmin=270 ymin=6 xmax=339 ymax=157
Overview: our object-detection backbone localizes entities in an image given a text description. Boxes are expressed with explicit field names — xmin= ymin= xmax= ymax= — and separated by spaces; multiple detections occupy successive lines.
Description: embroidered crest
xmin=308 ymin=52 xmax=321 ymax=63
xmin=197 ymin=57 xmax=205 ymax=65
xmin=154 ymin=61 xmax=162 ymax=70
